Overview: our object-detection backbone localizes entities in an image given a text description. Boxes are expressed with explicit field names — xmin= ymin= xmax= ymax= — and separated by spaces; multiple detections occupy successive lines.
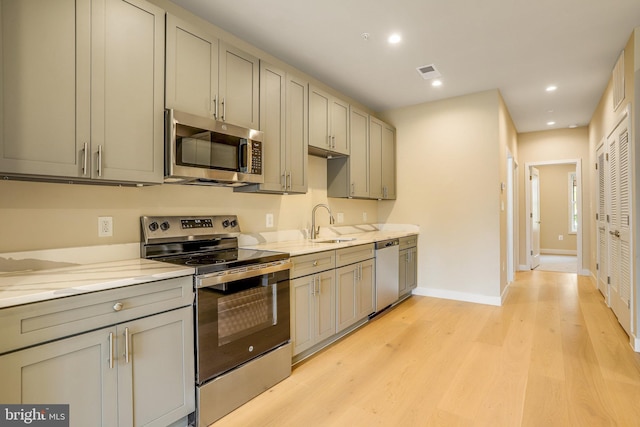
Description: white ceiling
xmin=171 ymin=0 xmax=640 ymax=133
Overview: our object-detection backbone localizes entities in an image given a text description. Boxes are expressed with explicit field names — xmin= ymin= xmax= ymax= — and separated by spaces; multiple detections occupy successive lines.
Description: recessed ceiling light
xmin=546 ymin=85 xmax=558 ymax=92
xmin=361 ymin=32 xmax=370 ymax=41
xmin=547 ymin=121 xmax=556 ymax=126
xmin=569 ymin=124 xmax=578 ymax=128
xmin=431 ymin=80 xmax=442 ymax=87
xmin=388 ymin=33 xmax=401 ymax=44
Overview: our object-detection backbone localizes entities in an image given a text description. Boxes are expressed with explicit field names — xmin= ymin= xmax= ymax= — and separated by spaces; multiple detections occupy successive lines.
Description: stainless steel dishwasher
xmin=375 ymin=238 xmax=400 ymax=312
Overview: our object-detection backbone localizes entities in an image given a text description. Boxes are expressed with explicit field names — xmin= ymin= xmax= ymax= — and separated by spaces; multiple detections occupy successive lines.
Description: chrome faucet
xmin=311 ymin=204 xmax=335 ymax=239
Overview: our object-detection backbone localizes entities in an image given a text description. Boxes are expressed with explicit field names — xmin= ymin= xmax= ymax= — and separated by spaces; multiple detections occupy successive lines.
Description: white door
xmin=596 ymin=144 xmax=608 ymax=298
xmin=607 ymin=117 xmax=632 ymax=335
xmin=531 ymin=167 xmax=541 ymax=269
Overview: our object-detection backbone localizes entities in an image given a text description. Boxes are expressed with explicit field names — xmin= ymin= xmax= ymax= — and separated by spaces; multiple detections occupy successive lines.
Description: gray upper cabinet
xmin=327 ymin=106 xmax=369 ymax=198
xmin=165 ymin=14 xmax=219 ymax=119
xmin=369 ymin=116 xmax=396 ymax=200
xmin=236 ymin=62 xmax=308 ymax=194
xmin=0 ymin=0 xmax=165 ymax=184
xmin=166 ymin=15 xmax=259 ymax=130
xmin=309 ymin=85 xmax=349 ymax=156
xmin=380 ymin=122 xmax=397 ymax=199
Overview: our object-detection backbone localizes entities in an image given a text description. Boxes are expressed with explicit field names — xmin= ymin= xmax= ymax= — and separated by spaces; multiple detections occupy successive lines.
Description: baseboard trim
xmin=579 ymin=268 xmax=591 ymax=277
xmin=541 ymin=249 xmax=578 ymax=256
xmin=412 ymin=287 xmax=502 ymax=307
xmin=631 ymin=334 xmax=640 ymax=352
xmin=501 ymin=282 xmax=511 ymax=305
xmin=518 ymin=264 xmax=529 ymax=271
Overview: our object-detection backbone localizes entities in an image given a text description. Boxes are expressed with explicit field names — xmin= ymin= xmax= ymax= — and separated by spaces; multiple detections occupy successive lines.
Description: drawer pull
xmin=113 ymin=302 xmax=124 ymax=312
xmin=313 ymin=260 xmax=318 ymax=266
xmin=124 ymin=327 xmax=130 ymax=364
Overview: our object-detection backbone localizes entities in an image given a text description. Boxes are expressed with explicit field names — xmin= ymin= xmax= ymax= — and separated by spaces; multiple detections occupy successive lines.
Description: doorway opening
xmin=525 ymin=159 xmax=583 ymax=275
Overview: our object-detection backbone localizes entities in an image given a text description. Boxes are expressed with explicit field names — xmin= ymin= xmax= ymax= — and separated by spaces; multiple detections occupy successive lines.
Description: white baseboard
xmin=632 ymin=335 xmax=640 ymax=352
xmin=518 ymin=264 xmax=529 ymax=271
xmin=579 ymin=268 xmax=591 ymax=277
xmin=541 ymin=249 xmax=578 ymax=255
xmin=501 ymin=282 xmax=511 ymax=305
xmin=412 ymin=287 xmax=502 ymax=306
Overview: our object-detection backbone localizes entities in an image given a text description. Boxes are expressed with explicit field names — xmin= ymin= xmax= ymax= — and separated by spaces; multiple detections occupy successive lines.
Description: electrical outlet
xmin=558 ymin=234 xmax=564 ymax=241
xmin=362 ymin=212 xmax=367 ymax=222
xmin=266 ymin=213 xmax=274 ymax=228
xmin=98 ymin=216 xmax=113 ymax=237
xmin=336 ymin=213 xmax=344 ymax=224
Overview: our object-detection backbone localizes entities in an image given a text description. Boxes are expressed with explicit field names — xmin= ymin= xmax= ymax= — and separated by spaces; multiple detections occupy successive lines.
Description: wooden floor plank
xmin=209 ymin=271 xmax=640 ymax=426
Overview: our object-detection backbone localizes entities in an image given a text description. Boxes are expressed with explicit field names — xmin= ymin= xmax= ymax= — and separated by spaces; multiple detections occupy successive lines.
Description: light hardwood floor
xmin=211 ymin=271 xmax=640 ymax=426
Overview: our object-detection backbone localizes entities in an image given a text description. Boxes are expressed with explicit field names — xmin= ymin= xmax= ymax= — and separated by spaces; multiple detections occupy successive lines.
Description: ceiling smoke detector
xmin=416 ymin=64 xmax=441 ymax=80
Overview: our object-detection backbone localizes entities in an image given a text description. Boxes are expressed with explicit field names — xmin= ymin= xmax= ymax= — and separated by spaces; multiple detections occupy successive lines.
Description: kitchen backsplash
xmin=0 ymin=156 xmax=380 ymax=253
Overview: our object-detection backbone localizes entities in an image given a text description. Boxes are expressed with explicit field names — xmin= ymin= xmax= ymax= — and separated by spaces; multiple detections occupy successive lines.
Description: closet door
xmin=607 ymin=116 xmax=632 ymax=335
xmin=596 ymin=144 xmax=608 ymax=298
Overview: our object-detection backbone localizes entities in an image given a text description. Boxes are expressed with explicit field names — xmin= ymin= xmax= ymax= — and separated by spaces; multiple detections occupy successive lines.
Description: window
xmin=568 ymin=172 xmax=578 ymax=233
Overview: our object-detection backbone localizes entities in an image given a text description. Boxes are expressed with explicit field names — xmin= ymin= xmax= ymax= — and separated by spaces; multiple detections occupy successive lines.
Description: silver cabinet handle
xmin=97 ymin=145 xmax=103 ymax=177
xmin=221 ymin=97 xmax=226 ymax=121
xmin=113 ymin=302 xmax=123 ymax=312
xmin=124 ymin=327 xmax=130 ymax=364
xmin=282 ymin=173 xmax=287 ymax=190
xmin=332 ymin=136 xmax=336 ymax=149
xmin=82 ymin=143 xmax=88 ymax=175
xmin=327 ymin=135 xmax=332 ymax=148
xmin=610 ymin=230 xmax=621 ymax=237
xmin=287 ymin=171 xmax=292 ymax=190
xmin=351 ymin=183 xmax=355 ymax=195
xmin=109 ymin=332 xmax=114 ymax=369
xmin=213 ymin=95 xmax=218 ymax=119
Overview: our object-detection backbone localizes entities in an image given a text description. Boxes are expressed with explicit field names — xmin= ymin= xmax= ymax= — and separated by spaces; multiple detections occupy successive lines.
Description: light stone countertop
xmin=0 ymin=224 xmax=418 ymax=309
xmin=239 ymin=224 xmax=419 ymax=256
xmin=0 ymin=245 xmax=194 ymax=309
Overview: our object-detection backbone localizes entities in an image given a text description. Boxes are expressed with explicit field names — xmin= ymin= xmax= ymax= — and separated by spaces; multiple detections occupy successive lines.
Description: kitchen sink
xmin=313 ymin=238 xmax=357 ymax=243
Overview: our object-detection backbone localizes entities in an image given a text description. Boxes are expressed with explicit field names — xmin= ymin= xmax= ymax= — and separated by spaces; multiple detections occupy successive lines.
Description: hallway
xmin=211 ymin=271 xmax=640 ymax=426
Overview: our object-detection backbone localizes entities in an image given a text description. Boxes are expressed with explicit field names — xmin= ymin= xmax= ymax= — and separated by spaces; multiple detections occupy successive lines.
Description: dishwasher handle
xmin=375 ymin=239 xmax=399 ymax=250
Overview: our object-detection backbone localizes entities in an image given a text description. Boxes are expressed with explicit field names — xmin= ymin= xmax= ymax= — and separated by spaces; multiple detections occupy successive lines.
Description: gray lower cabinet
xmin=336 ymin=258 xmax=375 ymax=333
xmin=399 ymin=235 xmax=418 ymax=297
xmin=0 ymin=277 xmax=195 ymax=427
xmin=291 ymin=270 xmax=336 ymax=356
xmin=0 ymin=0 xmax=165 ymax=184
xmin=290 ymin=251 xmax=336 ymax=356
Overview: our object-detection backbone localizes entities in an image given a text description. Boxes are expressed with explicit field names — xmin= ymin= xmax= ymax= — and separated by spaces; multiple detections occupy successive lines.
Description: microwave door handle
xmin=239 ymin=139 xmax=248 ymax=173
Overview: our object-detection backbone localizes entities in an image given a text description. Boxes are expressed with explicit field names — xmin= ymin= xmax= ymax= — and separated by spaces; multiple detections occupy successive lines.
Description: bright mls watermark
xmin=0 ymin=405 xmax=69 ymax=426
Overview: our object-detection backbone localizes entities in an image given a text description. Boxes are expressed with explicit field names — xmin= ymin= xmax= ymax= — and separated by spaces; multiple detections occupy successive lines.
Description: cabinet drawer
xmin=291 ymin=251 xmax=335 ymax=279
xmin=335 ymin=244 xmax=374 ymax=267
xmin=0 ymin=276 xmax=193 ymax=355
xmin=399 ymin=235 xmax=418 ymax=251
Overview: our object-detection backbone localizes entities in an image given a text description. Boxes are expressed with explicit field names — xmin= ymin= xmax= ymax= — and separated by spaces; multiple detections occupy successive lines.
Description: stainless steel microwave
xmin=165 ymin=109 xmax=264 ymax=186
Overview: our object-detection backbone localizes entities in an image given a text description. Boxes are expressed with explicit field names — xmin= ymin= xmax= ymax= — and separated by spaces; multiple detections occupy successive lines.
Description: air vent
xmin=416 ymin=64 xmax=441 ymax=80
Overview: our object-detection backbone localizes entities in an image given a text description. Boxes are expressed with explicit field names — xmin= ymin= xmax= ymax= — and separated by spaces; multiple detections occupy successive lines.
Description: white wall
xmin=380 ymin=90 xmax=505 ymax=303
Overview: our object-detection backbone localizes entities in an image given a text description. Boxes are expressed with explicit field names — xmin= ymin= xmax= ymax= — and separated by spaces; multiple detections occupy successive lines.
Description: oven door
xmin=195 ymin=266 xmax=290 ymax=384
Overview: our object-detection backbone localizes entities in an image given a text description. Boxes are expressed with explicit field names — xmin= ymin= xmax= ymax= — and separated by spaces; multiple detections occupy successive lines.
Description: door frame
xmin=507 ymin=151 xmax=518 ymax=284
xmin=525 ymin=159 xmax=584 ymax=274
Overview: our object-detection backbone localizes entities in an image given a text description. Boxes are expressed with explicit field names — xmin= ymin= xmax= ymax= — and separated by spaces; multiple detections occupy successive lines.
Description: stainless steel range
xmin=140 ymin=215 xmax=292 ymax=426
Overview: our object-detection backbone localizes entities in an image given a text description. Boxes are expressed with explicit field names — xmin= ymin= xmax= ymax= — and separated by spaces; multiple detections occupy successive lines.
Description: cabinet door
xmin=309 ymin=85 xmax=331 ymax=151
xmin=315 ymin=270 xmax=336 ymax=343
xmin=117 ymin=307 xmax=195 ymax=427
xmin=218 ymin=42 xmax=259 ymax=129
xmin=0 ymin=0 xmax=90 ymax=178
xmin=399 ymin=249 xmax=409 ymax=296
xmin=165 ymin=14 xmax=219 ymax=118
xmin=331 ymin=97 xmax=350 ymax=155
xmin=259 ymin=62 xmax=287 ymax=192
xmin=369 ymin=116 xmax=384 ymax=199
xmin=407 ymin=247 xmax=417 ymax=291
xmin=381 ymin=123 xmax=396 ymax=199
xmin=0 ymin=326 xmax=118 ymax=426
xmin=92 ymin=0 xmax=165 ymax=183
xmin=336 ymin=264 xmax=358 ymax=333
xmin=291 ymin=276 xmax=315 ymax=355
xmin=357 ymin=259 xmax=375 ymax=319
xmin=348 ymin=107 xmax=369 ymax=198
xmin=286 ymin=74 xmax=309 ymax=193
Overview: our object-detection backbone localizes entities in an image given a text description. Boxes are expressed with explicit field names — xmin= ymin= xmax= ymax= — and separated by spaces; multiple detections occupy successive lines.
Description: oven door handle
xmin=195 ymin=260 xmax=291 ymax=289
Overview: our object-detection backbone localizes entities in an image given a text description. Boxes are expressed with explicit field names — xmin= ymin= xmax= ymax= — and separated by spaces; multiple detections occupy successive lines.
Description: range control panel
xmin=141 ymin=215 xmax=240 ymax=243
